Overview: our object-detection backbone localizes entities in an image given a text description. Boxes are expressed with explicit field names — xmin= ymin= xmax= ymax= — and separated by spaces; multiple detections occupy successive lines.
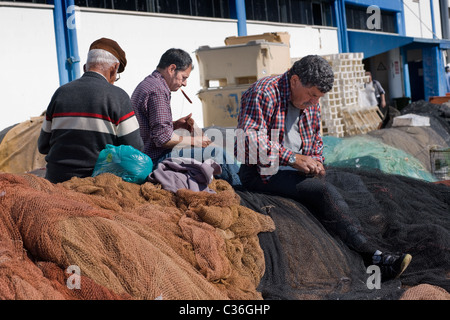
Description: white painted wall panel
xmin=0 ymin=5 xmax=59 ymax=131
xmin=403 ymin=0 xmax=436 ymax=39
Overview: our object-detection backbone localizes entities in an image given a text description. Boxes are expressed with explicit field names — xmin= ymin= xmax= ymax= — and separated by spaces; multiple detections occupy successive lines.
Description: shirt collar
xmin=279 ymin=72 xmax=291 ymax=111
xmin=83 ymin=71 xmax=109 ymax=82
xmin=152 ymin=69 xmax=171 ymax=94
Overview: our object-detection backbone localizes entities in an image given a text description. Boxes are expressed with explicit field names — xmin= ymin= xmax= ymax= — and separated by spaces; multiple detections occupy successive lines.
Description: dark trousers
xmin=239 ymin=165 xmax=376 ymax=256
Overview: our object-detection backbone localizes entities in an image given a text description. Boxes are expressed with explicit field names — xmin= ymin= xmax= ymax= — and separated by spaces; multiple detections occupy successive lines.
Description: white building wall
xmin=388 ymin=48 xmax=404 ymax=99
xmin=246 ymin=22 xmax=338 ymax=59
xmin=0 ymin=4 xmax=338 ymax=131
xmin=0 ymin=3 xmax=60 ymax=131
xmin=403 ymin=0 xmax=441 ymax=39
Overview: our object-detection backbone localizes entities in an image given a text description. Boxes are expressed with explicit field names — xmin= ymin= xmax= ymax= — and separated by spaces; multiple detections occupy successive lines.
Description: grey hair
xmin=289 ymin=55 xmax=334 ymax=93
xmin=86 ymin=49 xmax=119 ymax=72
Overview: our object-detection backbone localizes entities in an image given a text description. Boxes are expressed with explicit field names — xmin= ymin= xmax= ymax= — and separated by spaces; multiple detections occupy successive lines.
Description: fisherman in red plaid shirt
xmin=237 ymin=55 xmax=412 ymax=282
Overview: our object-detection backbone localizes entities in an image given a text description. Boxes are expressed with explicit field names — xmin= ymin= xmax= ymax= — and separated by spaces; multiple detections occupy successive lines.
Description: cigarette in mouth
xmin=181 ymin=89 xmax=192 ymax=104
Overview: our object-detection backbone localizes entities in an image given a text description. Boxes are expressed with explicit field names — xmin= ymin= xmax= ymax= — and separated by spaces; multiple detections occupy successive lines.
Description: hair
xmin=86 ymin=49 xmax=119 ymax=72
xmin=289 ymin=55 xmax=334 ymax=93
xmin=157 ymin=48 xmax=193 ymax=72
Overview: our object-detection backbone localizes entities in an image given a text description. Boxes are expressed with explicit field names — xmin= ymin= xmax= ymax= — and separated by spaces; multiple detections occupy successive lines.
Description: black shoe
xmin=373 ymin=252 xmax=412 ymax=282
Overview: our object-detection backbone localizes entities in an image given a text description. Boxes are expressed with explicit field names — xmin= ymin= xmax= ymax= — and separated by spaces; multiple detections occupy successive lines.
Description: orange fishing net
xmin=400 ymin=284 xmax=450 ymax=300
xmin=0 ymin=173 xmax=274 ymax=300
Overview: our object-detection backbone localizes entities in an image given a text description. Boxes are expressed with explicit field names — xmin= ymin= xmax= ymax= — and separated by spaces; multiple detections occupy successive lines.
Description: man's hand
xmin=173 ymin=113 xmax=195 ymax=133
xmin=164 ymin=130 xmax=211 ymax=149
xmin=191 ymin=135 xmax=212 ymax=148
xmin=291 ymin=154 xmax=325 ymax=177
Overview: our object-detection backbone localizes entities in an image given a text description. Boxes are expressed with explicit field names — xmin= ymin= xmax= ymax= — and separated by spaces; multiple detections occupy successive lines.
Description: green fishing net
xmin=323 ymin=135 xmax=437 ymax=182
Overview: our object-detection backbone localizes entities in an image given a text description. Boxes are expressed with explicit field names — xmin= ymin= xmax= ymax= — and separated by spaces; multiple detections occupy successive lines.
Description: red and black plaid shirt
xmin=236 ymin=71 xmax=324 ymax=182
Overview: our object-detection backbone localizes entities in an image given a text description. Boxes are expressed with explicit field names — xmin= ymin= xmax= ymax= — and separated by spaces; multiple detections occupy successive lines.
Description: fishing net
xmin=1 ymin=110 xmax=449 ymax=300
xmin=399 ymin=100 xmax=450 ymax=144
xmin=400 ymin=284 xmax=450 ymax=300
xmin=236 ymin=166 xmax=450 ymax=300
xmin=323 ymin=135 xmax=436 ymax=182
xmin=0 ymin=172 xmax=274 ymax=300
xmin=321 ymin=100 xmax=450 ymax=183
xmin=1 ymin=167 xmax=448 ymax=300
xmin=368 ymin=126 xmax=449 ymax=172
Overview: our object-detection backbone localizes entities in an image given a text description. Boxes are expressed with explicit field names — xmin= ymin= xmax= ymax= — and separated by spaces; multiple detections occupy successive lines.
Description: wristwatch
xmin=288 ymin=153 xmax=296 ymax=166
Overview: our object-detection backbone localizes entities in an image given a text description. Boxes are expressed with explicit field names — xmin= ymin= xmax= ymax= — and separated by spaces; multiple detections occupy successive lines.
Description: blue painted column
xmin=52 ymin=0 xmax=81 ymax=86
xmin=53 ymin=0 xmax=68 ymax=85
xmin=235 ymin=0 xmax=247 ymax=36
xmin=334 ymin=0 xmax=349 ymax=53
xmin=66 ymin=0 xmax=81 ymax=81
xmin=396 ymin=11 xmax=406 ymax=36
xmin=422 ymin=46 xmax=446 ymax=100
xmin=429 ymin=0 xmax=437 ymax=39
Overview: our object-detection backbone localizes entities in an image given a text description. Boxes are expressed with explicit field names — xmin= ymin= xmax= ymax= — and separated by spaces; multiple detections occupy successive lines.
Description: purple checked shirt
xmin=131 ymin=70 xmax=173 ymax=162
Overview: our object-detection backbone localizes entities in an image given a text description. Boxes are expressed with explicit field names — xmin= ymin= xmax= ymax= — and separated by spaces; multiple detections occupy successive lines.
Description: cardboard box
xmin=224 ymin=32 xmax=290 ymax=46
xmin=197 ymin=85 xmax=250 ymax=128
xmin=196 ymin=41 xmax=291 ymax=88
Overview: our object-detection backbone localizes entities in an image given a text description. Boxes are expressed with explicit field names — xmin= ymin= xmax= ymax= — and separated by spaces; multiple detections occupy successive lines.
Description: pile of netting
xmin=367 ymin=125 xmax=449 ymax=173
xmin=1 ymin=167 xmax=448 ymax=300
xmin=400 ymin=100 xmax=450 ymax=144
xmin=323 ymin=135 xmax=437 ymax=182
xmin=322 ymin=100 xmax=450 ymax=183
xmin=236 ymin=167 xmax=450 ymax=300
xmin=1 ymin=102 xmax=449 ymax=300
xmin=0 ymin=172 xmax=274 ymax=300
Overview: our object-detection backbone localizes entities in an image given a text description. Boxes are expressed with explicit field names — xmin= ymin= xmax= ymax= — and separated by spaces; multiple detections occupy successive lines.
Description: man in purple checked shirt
xmin=131 ymin=48 xmax=241 ymax=186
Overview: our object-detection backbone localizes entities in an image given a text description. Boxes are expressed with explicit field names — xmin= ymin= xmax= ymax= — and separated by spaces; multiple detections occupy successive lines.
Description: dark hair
xmin=289 ymin=55 xmax=334 ymax=93
xmin=157 ymin=48 xmax=193 ymax=71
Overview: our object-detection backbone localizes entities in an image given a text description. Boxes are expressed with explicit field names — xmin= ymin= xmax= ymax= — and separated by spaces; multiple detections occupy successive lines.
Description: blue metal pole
xmin=422 ymin=46 xmax=445 ymax=100
xmin=65 ymin=0 xmax=81 ymax=81
xmin=52 ymin=0 xmax=69 ymax=85
xmin=52 ymin=0 xmax=81 ymax=85
xmin=335 ymin=0 xmax=349 ymax=53
xmin=235 ymin=0 xmax=247 ymax=36
xmin=429 ymin=0 xmax=437 ymax=39
xmin=396 ymin=11 xmax=406 ymax=36
xmin=333 ymin=1 xmax=342 ymax=52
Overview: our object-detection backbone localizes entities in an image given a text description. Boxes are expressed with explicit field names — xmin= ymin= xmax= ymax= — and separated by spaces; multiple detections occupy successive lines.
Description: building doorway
xmin=408 ymin=60 xmax=425 ymax=102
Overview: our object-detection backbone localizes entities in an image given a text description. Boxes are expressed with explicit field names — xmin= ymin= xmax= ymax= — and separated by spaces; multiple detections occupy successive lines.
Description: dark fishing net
xmin=399 ymin=100 xmax=450 ymax=145
xmin=236 ymin=167 xmax=450 ymax=300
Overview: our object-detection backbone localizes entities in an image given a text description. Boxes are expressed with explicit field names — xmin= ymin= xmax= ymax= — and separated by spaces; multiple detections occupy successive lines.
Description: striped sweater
xmin=38 ymin=71 xmax=143 ymax=183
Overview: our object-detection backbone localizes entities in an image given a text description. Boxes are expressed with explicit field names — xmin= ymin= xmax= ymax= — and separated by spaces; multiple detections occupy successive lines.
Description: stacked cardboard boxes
xmin=196 ymin=35 xmax=291 ymax=127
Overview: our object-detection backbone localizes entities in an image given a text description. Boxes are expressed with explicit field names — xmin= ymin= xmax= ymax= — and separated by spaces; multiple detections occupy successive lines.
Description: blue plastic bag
xmin=92 ymin=144 xmax=153 ymax=184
